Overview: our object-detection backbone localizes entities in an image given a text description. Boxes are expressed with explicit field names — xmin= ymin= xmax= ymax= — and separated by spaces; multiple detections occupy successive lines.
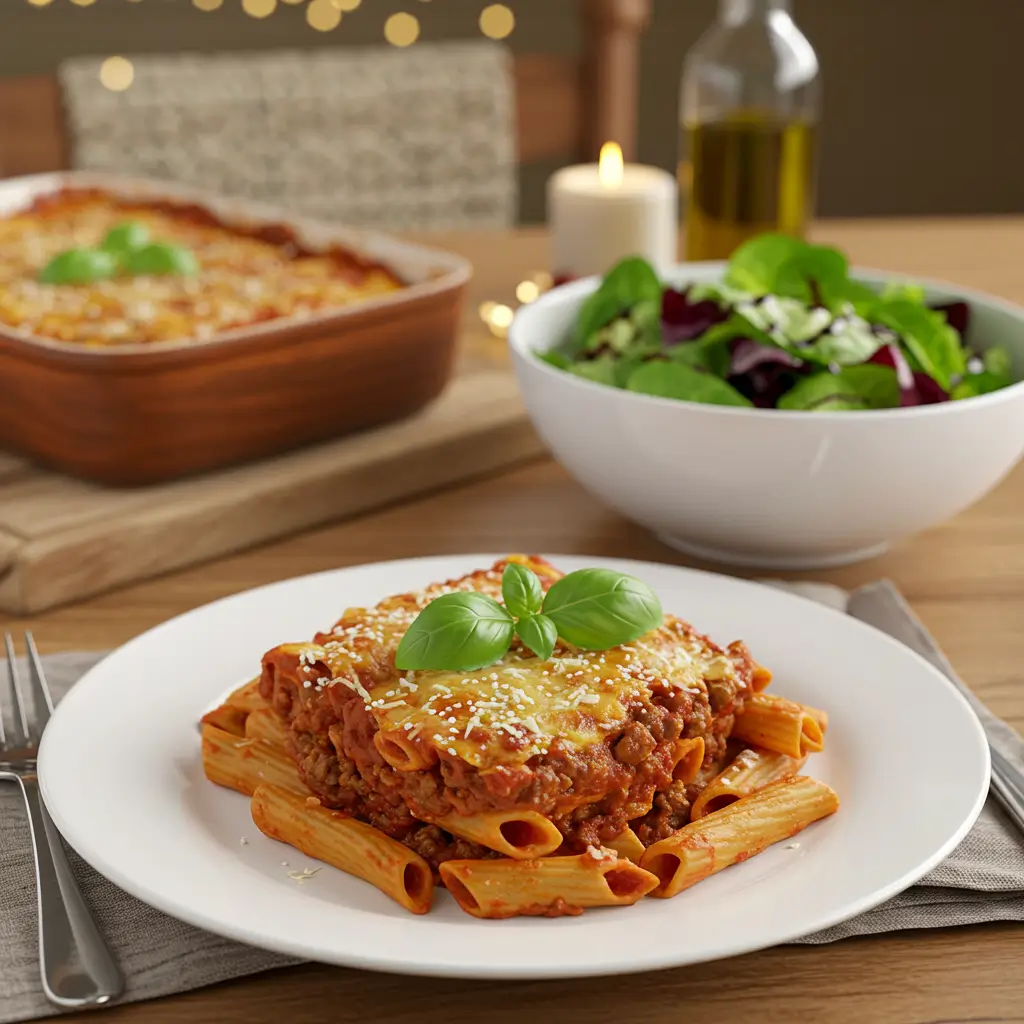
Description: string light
xmin=192 ymin=0 xmax=224 ymax=10
xmin=306 ymin=0 xmax=341 ymax=30
xmin=515 ymin=280 xmax=540 ymax=304
xmin=384 ymin=12 xmax=420 ymax=46
xmin=242 ymin=0 xmax=277 ymax=18
xmin=479 ymin=4 xmax=515 ymax=40
xmin=480 ymin=274 xmax=557 ymax=337
xmin=99 ymin=56 xmax=134 ymax=92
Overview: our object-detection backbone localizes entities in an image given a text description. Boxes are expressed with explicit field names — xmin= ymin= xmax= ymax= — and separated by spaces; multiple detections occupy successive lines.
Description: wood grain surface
xmin=6 ymin=220 xmax=1024 ymax=1024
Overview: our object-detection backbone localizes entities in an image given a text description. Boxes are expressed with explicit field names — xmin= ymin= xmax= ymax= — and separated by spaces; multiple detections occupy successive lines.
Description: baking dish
xmin=0 ymin=173 xmax=471 ymax=484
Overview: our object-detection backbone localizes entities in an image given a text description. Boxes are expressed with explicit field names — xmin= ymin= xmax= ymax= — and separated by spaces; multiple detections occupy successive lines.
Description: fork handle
xmin=17 ymin=774 xmax=124 ymax=1008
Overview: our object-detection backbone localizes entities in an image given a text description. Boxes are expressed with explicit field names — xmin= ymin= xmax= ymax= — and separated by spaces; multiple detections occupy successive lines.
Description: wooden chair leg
xmin=581 ymin=0 xmax=653 ymax=161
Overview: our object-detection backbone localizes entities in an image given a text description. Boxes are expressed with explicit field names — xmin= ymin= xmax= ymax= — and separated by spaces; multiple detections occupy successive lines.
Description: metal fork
xmin=1 ymin=633 xmax=123 ymax=1008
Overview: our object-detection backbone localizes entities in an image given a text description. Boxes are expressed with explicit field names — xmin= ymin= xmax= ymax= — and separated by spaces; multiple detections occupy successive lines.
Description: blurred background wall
xmin=1 ymin=0 xmax=1020 ymax=223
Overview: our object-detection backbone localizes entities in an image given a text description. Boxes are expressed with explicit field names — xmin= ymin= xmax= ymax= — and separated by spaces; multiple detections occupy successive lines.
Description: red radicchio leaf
xmin=661 ymin=288 xmax=729 ymax=345
xmin=730 ymin=339 xmax=803 ymax=377
xmin=931 ymin=301 xmax=970 ymax=338
xmin=869 ymin=344 xmax=949 ymax=406
xmin=727 ymin=341 xmax=810 ymax=408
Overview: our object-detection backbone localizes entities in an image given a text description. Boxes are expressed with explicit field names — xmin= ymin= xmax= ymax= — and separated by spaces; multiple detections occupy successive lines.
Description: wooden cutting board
xmin=0 ymin=370 xmax=544 ymax=615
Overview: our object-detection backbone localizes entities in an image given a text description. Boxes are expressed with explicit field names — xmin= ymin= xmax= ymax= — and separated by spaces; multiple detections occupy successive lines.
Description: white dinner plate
xmin=39 ymin=555 xmax=990 ymax=979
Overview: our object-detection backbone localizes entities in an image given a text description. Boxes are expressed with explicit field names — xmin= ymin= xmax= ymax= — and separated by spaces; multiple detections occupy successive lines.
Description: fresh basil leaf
xmin=881 ymin=281 xmax=926 ymax=304
xmin=573 ymin=257 xmax=662 ymax=349
xmin=39 ymin=248 xmax=119 ymax=285
xmin=629 ymin=298 xmax=662 ymax=331
xmin=395 ymin=592 xmax=514 ymax=671
xmin=101 ymin=221 xmax=150 ymax=254
xmin=726 ymin=235 xmax=848 ymax=301
xmin=951 ymin=374 xmax=1006 ymax=400
xmin=983 ymin=346 xmax=1012 ymax=379
xmin=626 ymin=361 xmax=753 ymax=407
xmin=778 ymin=365 xmax=900 ymax=411
xmin=502 ymin=563 xmax=543 ymax=619
xmin=824 ymin=278 xmax=881 ymax=314
xmin=669 ymin=342 xmax=717 ymax=373
xmin=542 ymin=569 xmax=662 ymax=650
xmin=569 ymin=357 xmax=618 ymax=387
xmin=516 ymin=613 xmax=557 ymax=661
xmin=725 ymin=234 xmax=804 ymax=295
xmin=613 ymin=356 xmax=646 ymax=387
xmin=873 ymin=299 xmax=966 ymax=390
xmin=124 ymin=242 xmax=199 ymax=277
xmin=687 ymin=281 xmax=755 ymax=305
xmin=951 ymin=347 xmax=1015 ymax=400
xmin=586 ymin=317 xmax=635 ymax=353
xmin=539 ymin=350 xmax=572 ymax=370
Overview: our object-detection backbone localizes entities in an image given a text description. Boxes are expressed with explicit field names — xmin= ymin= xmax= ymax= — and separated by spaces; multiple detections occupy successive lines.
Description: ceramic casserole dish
xmin=0 ymin=173 xmax=471 ymax=485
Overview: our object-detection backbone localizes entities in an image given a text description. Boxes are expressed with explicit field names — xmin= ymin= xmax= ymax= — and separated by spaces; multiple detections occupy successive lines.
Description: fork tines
xmin=3 ymin=632 xmax=55 ymax=752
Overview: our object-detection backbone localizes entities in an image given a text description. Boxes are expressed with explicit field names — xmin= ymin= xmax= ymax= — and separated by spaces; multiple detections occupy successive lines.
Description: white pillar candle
xmin=547 ymin=143 xmax=678 ymax=279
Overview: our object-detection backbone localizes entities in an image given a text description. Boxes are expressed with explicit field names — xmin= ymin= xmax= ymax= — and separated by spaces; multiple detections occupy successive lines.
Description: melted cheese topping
xmin=0 ymin=191 xmax=402 ymax=347
xmin=287 ymin=559 xmax=736 ymax=771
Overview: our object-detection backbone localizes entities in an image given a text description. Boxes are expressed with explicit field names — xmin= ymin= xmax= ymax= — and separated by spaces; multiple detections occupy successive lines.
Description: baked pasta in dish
xmin=0 ymin=188 xmax=403 ymax=347
xmin=201 ymin=556 xmax=838 ymax=918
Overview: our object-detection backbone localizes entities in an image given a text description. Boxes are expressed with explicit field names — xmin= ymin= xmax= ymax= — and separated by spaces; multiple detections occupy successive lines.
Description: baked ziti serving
xmin=0 ymin=188 xmax=403 ymax=347
xmin=201 ymin=556 xmax=838 ymax=918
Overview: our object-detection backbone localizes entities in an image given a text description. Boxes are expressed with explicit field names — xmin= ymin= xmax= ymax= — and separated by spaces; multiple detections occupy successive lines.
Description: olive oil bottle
xmin=679 ymin=0 xmax=820 ymax=261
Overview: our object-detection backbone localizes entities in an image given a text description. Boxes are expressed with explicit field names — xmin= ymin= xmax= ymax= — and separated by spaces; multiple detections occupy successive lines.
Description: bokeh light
xmin=307 ymin=0 xmax=341 ymax=30
xmin=384 ymin=12 xmax=420 ymax=47
xmin=479 ymin=4 xmax=515 ymax=40
xmin=516 ymin=280 xmax=540 ymax=304
xmin=192 ymin=0 xmax=224 ymax=10
xmin=331 ymin=0 xmax=362 ymax=10
xmin=242 ymin=0 xmax=277 ymax=18
xmin=69 ymin=0 xmax=98 ymax=7
xmin=99 ymin=56 xmax=135 ymax=92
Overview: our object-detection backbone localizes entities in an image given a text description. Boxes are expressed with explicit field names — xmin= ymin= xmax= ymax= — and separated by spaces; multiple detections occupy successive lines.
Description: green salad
xmin=539 ymin=234 xmax=1016 ymax=410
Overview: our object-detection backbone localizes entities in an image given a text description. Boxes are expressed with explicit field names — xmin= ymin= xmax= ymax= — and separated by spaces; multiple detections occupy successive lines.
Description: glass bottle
xmin=680 ymin=0 xmax=820 ymax=261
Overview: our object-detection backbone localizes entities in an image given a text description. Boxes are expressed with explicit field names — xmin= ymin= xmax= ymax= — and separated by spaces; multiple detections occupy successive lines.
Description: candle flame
xmin=598 ymin=142 xmax=624 ymax=188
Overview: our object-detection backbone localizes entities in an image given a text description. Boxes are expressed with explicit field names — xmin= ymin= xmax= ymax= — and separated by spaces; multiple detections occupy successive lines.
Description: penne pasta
xmin=201 ymin=724 xmax=305 ymax=797
xmin=604 ymin=827 xmax=646 ymax=864
xmin=251 ymin=784 xmax=433 ymax=915
xmin=690 ymin=746 xmax=806 ymax=819
xmin=439 ymin=847 xmax=659 ymax=918
xmin=669 ymin=737 xmax=706 ymax=783
xmin=425 ymin=809 xmax=564 ymax=860
xmin=808 ymin=705 xmax=829 ymax=733
xmin=642 ymin=775 xmax=839 ymax=898
xmin=245 ymin=707 xmax=290 ymax=750
xmin=373 ymin=730 xmax=438 ymax=771
xmin=731 ymin=693 xmax=825 ymax=758
xmin=200 ymin=702 xmax=249 ymax=737
xmin=225 ymin=678 xmax=265 ymax=712
xmin=751 ymin=664 xmax=773 ymax=692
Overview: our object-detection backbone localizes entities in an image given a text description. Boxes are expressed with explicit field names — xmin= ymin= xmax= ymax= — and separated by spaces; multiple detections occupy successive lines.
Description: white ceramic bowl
xmin=509 ymin=264 xmax=1024 ymax=569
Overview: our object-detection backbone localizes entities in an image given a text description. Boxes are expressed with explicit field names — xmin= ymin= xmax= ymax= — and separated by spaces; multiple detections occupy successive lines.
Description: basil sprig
xmin=394 ymin=565 xmax=663 ymax=672
xmin=39 ymin=221 xmax=198 ymax=285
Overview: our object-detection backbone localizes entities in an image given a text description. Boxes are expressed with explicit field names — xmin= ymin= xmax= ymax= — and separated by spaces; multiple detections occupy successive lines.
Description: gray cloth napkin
xmin=1 ymin=580 xmax=1022 ymax=1021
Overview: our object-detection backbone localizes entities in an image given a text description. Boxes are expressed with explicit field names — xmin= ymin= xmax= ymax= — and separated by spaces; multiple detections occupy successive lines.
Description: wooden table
xmin=10 ymin=221 xmax=1024 ymax=1024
